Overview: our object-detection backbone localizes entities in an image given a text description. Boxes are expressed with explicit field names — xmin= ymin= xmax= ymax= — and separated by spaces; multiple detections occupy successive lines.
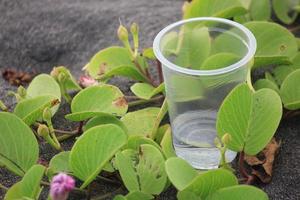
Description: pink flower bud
xmin=78 ymin=75 xmax=98 ymax=88
xmin=50 ymin=173 xmax=75 ymax=200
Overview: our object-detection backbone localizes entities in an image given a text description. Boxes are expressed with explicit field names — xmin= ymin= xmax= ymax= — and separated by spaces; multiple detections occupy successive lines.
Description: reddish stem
xmin=156 ymin=59 xmax=163 ymax=84
xmin=239 ymin=151 xmax=249 ymax=178
xmin=77 ymin=121 xmax=84 ymax=134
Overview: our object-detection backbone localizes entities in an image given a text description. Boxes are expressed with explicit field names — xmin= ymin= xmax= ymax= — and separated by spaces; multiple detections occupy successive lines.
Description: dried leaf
xmin=2 ymin=68 xmax=34 ymax=86
xmin=244 ymin=154 xmax=264 ymax=165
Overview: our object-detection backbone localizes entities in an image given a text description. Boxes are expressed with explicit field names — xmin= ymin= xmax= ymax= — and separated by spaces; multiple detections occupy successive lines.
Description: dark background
xmin=0 ymin=0 xmax=299 ymax=199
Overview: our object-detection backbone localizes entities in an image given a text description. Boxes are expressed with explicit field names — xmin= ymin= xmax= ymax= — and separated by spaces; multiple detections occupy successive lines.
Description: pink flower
xmin=79 ymin=75 xmax=98 ymax=88
xmin=50 ymin=173 xmax=75 ymax=200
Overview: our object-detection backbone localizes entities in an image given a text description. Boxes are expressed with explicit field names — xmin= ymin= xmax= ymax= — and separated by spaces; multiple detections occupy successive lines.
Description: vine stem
xmin=289 ymin=25 xmax=300 ymax=32
xmin=96 ymin=176 xmax=121 ymax=185
xmin=246 ymin=67 xmax=255 ymax=92
xmin=156 ymin=59 xmax=164 ymax=84
xmin=150 ymin=98 xmax=168 ymax=139
xmin=0 ymin=183 xmax=8 ymax=191
xmin=91 ymin=186 xmax=123 ymax=200
xmin=128 ymin=95 xmax=164 ymax=107
xmin=54 ymin=129 xmax=78 ymax=135
xmin=238 ymin=151 xmax=249 ymax=179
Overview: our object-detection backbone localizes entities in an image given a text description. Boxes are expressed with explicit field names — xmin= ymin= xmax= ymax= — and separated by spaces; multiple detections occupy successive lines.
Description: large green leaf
xmin=217 ymin=83 xmax=282 ymax=155
xmin=165 ymin=157 xmax=198 ymax=190
xmin=273 ymin=0 xmax=300 ymax=24
xmin=121 ymin=107 xmax=160 ymax=136
xmin=70 ymin=124 xmax=127 ymax=189
xmin=66 ymin=85 xmax=128 ymax=121
xmin=115 ymin=144 xmax=167 ymax=195
xmin=180 ymin=169 xmax=238 ymax=199
xmin=183 ymin=0 xmax=247 ymax=19
xmin=207 ymin=185 xmax=268 ymax=200
xmin=48 ymin=151 xmax=71 ymax=178
xmin=0 ymin=112 xmax=39 ymax=176
xmin=249 ymin=0 xmax=271 ymax=21
xmin=5 ymin=165 xmax=45 ymax=200
xmin=280 ymin=69 xmax=300 ymax=110
xmin=14 ymin=95 xmax=58 ymax=125
xmin=83 ymin=115 xmax=127 ymax=133
xmin=130 ymin=83 xmax=164 ymax=100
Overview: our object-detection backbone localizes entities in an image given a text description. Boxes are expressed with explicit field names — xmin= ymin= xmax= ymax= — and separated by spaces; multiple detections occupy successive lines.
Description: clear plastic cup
xmin=153 ymin=17 xmax=256 ymax=169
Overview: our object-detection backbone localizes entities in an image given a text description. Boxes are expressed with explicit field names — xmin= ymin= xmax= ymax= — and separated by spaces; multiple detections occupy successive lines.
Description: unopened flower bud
xmin=78 ymin=75 xmax=98 ymax=88
xmin=117 ymin=24 xmax=129 ymax=42
xmin=37 ymin=124 xmax=49 ymax=138
xmin=50 ymin=67 xmax=59 ymax=78
xmin=57 ymin=73 xmax=66 ymax=83
xmin=17 ymin=86 xmax=27 ymax=98
xmin=43 ymin=107 xmax=52 ymax=122
xmin=0 ymin=100 xmax=8 ymax=111
xmin=214 ymin=137 xmax=222 ymax=149
xmin=221 ymin=133 xmax=231 ymax=145
xmin=130 ymin=23 xmax=139 ymax=35
xmin=50 ymin=173 xmax=75 ymax=200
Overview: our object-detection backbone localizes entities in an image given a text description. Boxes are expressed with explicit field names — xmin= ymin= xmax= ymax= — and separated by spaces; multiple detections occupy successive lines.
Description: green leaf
xmin=207 ymin=185 xmax=268 ymax=200
xmin=114 ymin=192 xmax=154 ymax=200
xmin=155 ymin=124 xmax=170 ymax=144
xmin=272 ymin=65 xmax=294 ymax=86
xmin=280 ymin=69 xmax=300 ymax=110
xmin=70 ymin=124 xmax=127 ymax=189
xmin=183 ymin=0 xmax=247 ymax=19
xmin=83 ymin=115 xmax=127 ymax=133
xmin=252 ymin=56 xmax=292 ymax=69
xmin=126 ymin=135 xmax=162 ymax=152
xmin=14 ymin=95 xmax=58 ymax=125
xmin=265 ymin=72 xmax=277 ymax=86
xmin=177 ymin=191 xmax=201 ymax=200
xmin=51 ymin=66 xmax=82 ymax=91
xmin=87 ymin=46 xmax=147 ymax=82
xmin=253 ymin=79 xmax=280 ymax=94
xmin=115 ymin=144 xmax=167 ymax=195
xmin=160 ymin=127 xmax=176 ymax=158
xmin=165 ymin=157 xmax=198 ymax=190
xmin=5 ymin=165 xmax=45 ymax=200
xmin=0 ymin=112 xmax=39 ymax=176
xmin=48 ymin=151 xmax=71 ymax=178
xmin=273 ymin=0 xmax=300 ymax=24
xmin=249 ymin=0 xmax=271 ymax=21
xmin=66 ymin=85 xmax=128 ymax=121
xmin=290 ymin=52 xmax=300 ymax=70
xmin=217 ymin=83 xmax=282 ymax=155
xmin=200 ymin=53 xmax=240 ymax=70
xmin=160 ymin=31 xmax=178 ymax=55
xmin=143 ymin=48 xmax=156 ymax=60
xmin=121 ymin=107 xmax=160 ymax=136
xmin=180 ymin=169 xmax=238 ymax=199
xmin=130 ymin=83 xmax=164 ymax=100
xmin=244 ymin=21 xmax=298 ymax=60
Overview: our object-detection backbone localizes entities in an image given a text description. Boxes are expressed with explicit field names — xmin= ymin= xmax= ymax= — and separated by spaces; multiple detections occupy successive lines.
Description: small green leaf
xmin=83 ymin=115 xmax=127 ymax=133
xmin=165 ymin=157 xmax=198 ymax=190
xmin=0 ymin=112 xmax=39 ymax=176
xmin=183 ymin=0 xmax=247 ymax=19
xmin=66 ymin=85 xmax=128 ymax=121
xmin=253 ymin=79 xmax=280 ymax=93
xmin=177 ymin=191 xmax=201 ymax=200
xmin=160 ymin=127 xmax=176 ymax=158
xmin=200 ymin=53 xmax=240 ymax=70
xmin=48 ymin=151 xmax=71 ymax=178
xmin=14 ymin=95 xmax=58 ymax=125
xmin=180 ymin=169 xmax=238 ymax=199
xmin=5 ymin=165 xmax=45 ymax=200
xmin=70 ymin=124 xmax=127 ymax=189
xmin=252 ymin=56 xmax=292 ymax=69
xmin=155 ymin=124 xmax=170 ymax=144
xmin=115 ymin=144 xmax=167 ymax=195
xmin=265 ymin=72 xmax=277 ymax=85
xmin=126 ymin=191 xmax=154 ymax=200
xmin=143 ymin=48 xmax=156 ymax=60
xmin=249 ymin=0 xmax=271 ymax=21
xmin=121 ymin=107 xmax=160 ymax=136
xmin=272 ymin=65 xmax=294 ymax=86
xmin=130 ymin=83 xmax=164 ymax=100
xmin=290 ymin=52 xmax=300 ymax=70
xmin=273 ymin=0 xmax=300 ymax=24
xmin=207 ymin=185 xmax=268 ymax=200
xmin=126 ymin=135 xmax=162 ymax=152
xmin=217 ymin=83 xmax=282 ymax=155
xmin=280 ymin=69 xmax=300 ymax=110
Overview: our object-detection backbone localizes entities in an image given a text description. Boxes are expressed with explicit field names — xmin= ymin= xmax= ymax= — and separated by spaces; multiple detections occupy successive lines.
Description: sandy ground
xmin=0 ymin=0 xmax=299 ymax=199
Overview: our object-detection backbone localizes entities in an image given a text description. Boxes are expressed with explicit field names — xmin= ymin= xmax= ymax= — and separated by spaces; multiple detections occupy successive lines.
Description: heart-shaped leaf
xmin=5 ymin=165 xmax=45 ymax=200
xmin=183 ymin=0 xmax=247 ymax=19
xmin=115 ymin=144 xmax=167 ymax=195
xmin=70 ymin=124 xmax=127 ymax=188
xmin=83 ymin=114 xmax=127 ymax=133
xmin=165 ymin=157 xmax=198 ymax=190
xmin=14 ymin=95 xmax=58 ymax=125
xmin=180 ymin=169 xmax=238 ymax=199
xmin=253 ymin=79 xmax=280 ymax=94
xmin=130 ymin=83 xmax=164 ymax=100
xmin=217 ymin=83 xmax=282 ymax=155
xmin=207 ymin=185 xmax=268 ymax=200
xmin=48 ymin=151 xmax=71 ymax=178
xmin=280 ymin=69 xmax=300 ymax=110
xmin=0 ymin=112 xmax=39 ymax=176
xmin=273 ymin=0 xmax=300 ymax=24
xmin=200 ymin=53 xmax=240 ymax=70
xmin=121 ymin=107 xmax=160 ymax=136
xmin=66 ymin=85 xmax=128 ymax=121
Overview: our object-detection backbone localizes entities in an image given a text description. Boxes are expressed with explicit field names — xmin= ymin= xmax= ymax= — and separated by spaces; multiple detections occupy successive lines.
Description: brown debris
xmin=113 ymin=97 xmax=127 ymax=108
xmin=2 ymin=68 xmax=34 ymax=86
xmin=98 ymin=62 xmax=108 ymax=76
xmin=244 ymin=138 xmax=281 ymax=183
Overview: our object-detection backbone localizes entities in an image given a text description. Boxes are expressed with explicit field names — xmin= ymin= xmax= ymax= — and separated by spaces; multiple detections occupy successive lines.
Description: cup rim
xmin=153 ymin=17 xmax=257 ymax=76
